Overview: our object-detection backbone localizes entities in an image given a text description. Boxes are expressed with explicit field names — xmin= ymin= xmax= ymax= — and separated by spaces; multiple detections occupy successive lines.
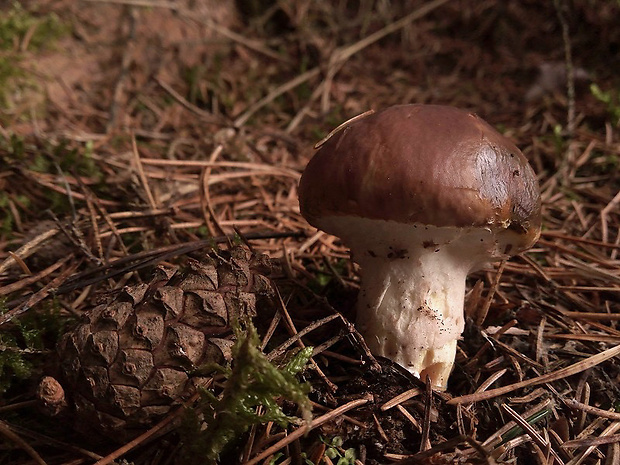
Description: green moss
xmin=183 ymin=64 xmax=208 ymax=106
xmin=0 ymin=2 xmax=68 ymax=52
xmin=0 ymin=3 xmax=69 ymax=114
xmin=29 ymin=138 xmax=101 ymax=179
xmin=591 ymin=83 xmax=620 ymax=126
xmin=323 ymin=436 xmax=357 ymax=465
xmin=0 ymin=333 xmax=33 ymax=395
xmin=0 ymin=302 xmax=70 ymax=394
xmin=0 ymin=192 xmax=30 ymax=238
xmin=180 ymin=322 xmax=313 ymax=464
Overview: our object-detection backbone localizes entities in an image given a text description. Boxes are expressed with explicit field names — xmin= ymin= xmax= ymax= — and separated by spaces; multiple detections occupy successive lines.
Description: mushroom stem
xmin=355 ymin=252 xmax=469 ymax=390
xmin=319 ymin=216 xmax=503 ymax=390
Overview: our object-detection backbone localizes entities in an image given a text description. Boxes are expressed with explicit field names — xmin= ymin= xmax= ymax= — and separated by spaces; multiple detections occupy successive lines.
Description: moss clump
xmin=180 ymin=322 xmax=313 ymax=464
xmin=0 ymin=2 xmax=67 ymax=52
xmin=0 ymin=302 xmax=69 ymax=395
xmin=0 ymin=2 xmax=69 ymax=112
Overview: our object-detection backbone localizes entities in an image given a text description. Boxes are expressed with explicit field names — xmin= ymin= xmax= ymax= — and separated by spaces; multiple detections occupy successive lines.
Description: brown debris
xmin=0 ymin=0 xmax=619 ymax=464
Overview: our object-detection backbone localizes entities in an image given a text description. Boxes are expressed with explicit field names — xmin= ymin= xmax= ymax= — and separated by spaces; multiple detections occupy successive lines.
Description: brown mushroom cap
xmin=299 ymin=104 xmax=541 ymax=252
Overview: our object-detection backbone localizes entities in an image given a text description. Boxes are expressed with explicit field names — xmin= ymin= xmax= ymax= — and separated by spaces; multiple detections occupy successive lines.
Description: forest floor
xmin=0 ymin=1 xmax=619 ymax=464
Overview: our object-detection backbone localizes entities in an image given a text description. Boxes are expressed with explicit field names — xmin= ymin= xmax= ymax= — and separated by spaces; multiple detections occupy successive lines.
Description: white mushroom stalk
xmin=320 ymin=216 xmax=521 ymax=389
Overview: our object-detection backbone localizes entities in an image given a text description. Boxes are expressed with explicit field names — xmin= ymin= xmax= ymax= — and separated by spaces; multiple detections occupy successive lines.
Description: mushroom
xmin=298 ymin=104 xmax=541 ymax=390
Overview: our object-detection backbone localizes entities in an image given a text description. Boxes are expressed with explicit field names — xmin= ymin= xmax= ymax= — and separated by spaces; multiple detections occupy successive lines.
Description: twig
xmin=236 ymin=0 xmax=450 ymax=126
xmin=139 ymin=157 xmax=301 ymax=180
xmin=0 ymin=262 xmax=78 ymax=326
xmin=394 ymin=435 xmax=494 ymax=465
xmin=155 ymin=77 xmax=228 ymax=125
xmin=601 ymin=190 xmax=620 ymax=244
xmin=567 ymin=422 xmax=620 ymax=465
xmin=199 ymin=145 xmax=226 ymax=237
xmin=94 ymin=389 xmax=206 ymax=465
xmin=8 ymin=423 xmax=103 ymax=461
xmin=0 ymin=228 xmax=59 ymax=274
xmin=0 ymin=256 xmax=70 ymax=296
xmin=131 ymin=132 xmax=157 ymax=209
xmin=320 ymin=0 xmax=451 ymax=112
xmin=243 ymin=396 xmax=371 ymax=465
xmin=553 ymin=0 xmax=576 ymax=136
xmin=83 ymin=0 xmax=284 ymax=61
xmin=419 ymin=376 xmax=433 ymax=452
xmin=474 ymin=369 xmax=508 ymax=394
xmin=563 ymin=398 xmax=620 ymax=421
xmin=483 ymin=398 xmax=554 ymax=449
xmin=272 ymin=288 xmax=338 ymax=392
xmin=381 ymin=388 xmax=423 ymax=411
xmin=562 ymin=434 xmax=620 ymax=449
xmin=233 ymin=68 xmax=321 ymax=128
xmin=397 ymin=405 xmax=422 ymax=433
xmin=448 ymin=343 xmax=620 ymax=404
xmin=0 ymin=420 xmax=48 ymax=465
xmin=501 ymin=404 xmax=564 ymax=465
xmin=5 ymin=231 xmax=304 ymax=309
xmin=267 ymin=313 xmax=340 ymax=361
xmin=107 ymin=6 xmax=136 ymax=132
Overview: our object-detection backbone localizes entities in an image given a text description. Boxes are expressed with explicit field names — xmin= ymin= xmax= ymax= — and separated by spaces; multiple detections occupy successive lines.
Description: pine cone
xmin=45 ymin=247 xmax=276 ymax=440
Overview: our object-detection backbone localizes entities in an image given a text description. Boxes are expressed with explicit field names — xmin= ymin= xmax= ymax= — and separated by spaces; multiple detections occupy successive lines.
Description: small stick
xmin=0 ymin=256 xmax=70 ymax=296
xmin=273 ymin=288 xmax=337 ymax=392
xmin=482 ymin=399 xmax=554 ymax=449
xmin=131 ymin=132 xmax=157 ymax=209
xmin=319 ymin=0 xmax=451 ymax=112
xmin=449 ymin=344 xmax=620 ymax=405
xmin=476 ymin=260 xmax=506 ymax=326
xmin=501 ymin=404 xmax=564 ymax=465
xmin=564 ymin=398 xmax=620 ymax=421
xmin=260 ymin=311 xmax=282 ymax=351
xmin=0 ymin=228 xmax=59 ymax=274
xmin=474 ymin=369 xmax=508 ymax=394
xmin=95 ymin=388 xmax=207 ymax=465
xmin=314 ymin=110 xmax=375 ymax=149
xmin=568 ymin=422 xmax=620 ymax=465
xmin=48 ymin=231 xmax=303 ymax=295
xmin=0 ymin=264 xmax=77 ymax=326
xmin=106 ymin=7 xmax=136 ymax=132
xmin=381 ymin=388 xmax=423 ymax=411
xmin=0 ymin=420 xmax=48 ymax=465
xmin=243 ymin=396 xmax=371 ymax=465
xmin=155 ymin=77 xmax=227 ymax=125
xmin=234 ymin=68 xmax=321 ymax=128
xmin=562 ymin=433 xmax=620 ymax=449
xmin=267 ymin=313 xmax=340 ymax=361
xmin=199 ymin=145 xmax=226 ymax=237
xmin=419 ymin=376 xmax=433 ymax=452
xmin=397 ymin=405 xmax=422 ymax=433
